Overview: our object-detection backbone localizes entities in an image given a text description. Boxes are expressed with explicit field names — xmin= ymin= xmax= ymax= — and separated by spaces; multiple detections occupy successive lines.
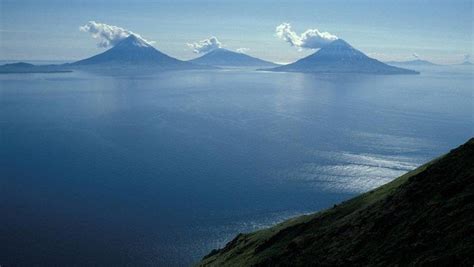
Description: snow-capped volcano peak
xmin=114 ymin=34 xmax=152 ymax=48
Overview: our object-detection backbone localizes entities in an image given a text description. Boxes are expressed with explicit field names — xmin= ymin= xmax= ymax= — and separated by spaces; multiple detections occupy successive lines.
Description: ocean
xmin=1 ymin=65 xmax=472 ymax=265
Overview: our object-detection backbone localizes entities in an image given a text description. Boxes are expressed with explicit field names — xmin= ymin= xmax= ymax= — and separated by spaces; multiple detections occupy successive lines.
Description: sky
xmin=0 ymin=0 xmax=472 ymax=64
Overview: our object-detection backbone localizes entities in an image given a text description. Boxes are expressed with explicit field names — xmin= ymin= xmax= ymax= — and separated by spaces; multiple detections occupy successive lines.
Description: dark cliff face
xmin=200 ymin=138 xmax=474 ymax=266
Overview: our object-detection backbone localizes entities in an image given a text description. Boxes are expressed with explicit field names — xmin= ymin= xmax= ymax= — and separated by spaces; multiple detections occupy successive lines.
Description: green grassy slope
xmin=200 ymin=138 xmax=474 ymax=266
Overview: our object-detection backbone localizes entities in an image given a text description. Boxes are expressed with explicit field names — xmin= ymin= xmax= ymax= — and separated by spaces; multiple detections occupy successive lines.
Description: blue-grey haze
xmin=0 ymin=65 xmax=472 ymax=265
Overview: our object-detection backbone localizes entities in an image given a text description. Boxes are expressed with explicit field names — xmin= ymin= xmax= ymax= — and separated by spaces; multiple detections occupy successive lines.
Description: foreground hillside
xmin=200 ymin=138 xmax=474 ymax=266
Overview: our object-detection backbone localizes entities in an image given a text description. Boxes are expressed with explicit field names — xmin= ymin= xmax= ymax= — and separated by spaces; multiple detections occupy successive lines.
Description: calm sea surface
xmin=1 ymin=66 xmax=472 ymax=266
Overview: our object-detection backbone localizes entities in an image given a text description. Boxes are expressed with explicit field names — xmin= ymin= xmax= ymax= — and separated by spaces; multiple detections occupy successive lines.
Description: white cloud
xmin=79 ymin=21 xmax=153 ymax=48
xmin=236 ymin=48 xmax=249 ymax=53
xmin=275 ymin=23 xmax=338 ymax=49
xmin=187 ymin=36 xmax=222 ymax=54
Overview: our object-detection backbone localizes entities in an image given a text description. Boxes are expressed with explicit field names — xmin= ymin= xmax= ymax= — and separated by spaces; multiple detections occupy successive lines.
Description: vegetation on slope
xmin=200 ymin=138 xmax=474 ymax=266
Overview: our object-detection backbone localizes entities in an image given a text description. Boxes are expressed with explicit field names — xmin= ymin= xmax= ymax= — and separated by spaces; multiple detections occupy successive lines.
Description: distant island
xmin=1 ymin=36 xmax=421 ymax=75
xmin=68 ymin=35 xmax=207 ymax=70
xmin=264 ymin=39 xmax=418 ymax=74
xmin=0 ymin=62 xmax=72 ymax=73
xmin=385 ymin=59 xmax=438 ymax=66
xmin=200 ymin=138 xmax=474 ymax=266
xmin=0 ymin=35 xmax=209 ymax=73
xmin=189 ymin=48 xmax=279 ymax=68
